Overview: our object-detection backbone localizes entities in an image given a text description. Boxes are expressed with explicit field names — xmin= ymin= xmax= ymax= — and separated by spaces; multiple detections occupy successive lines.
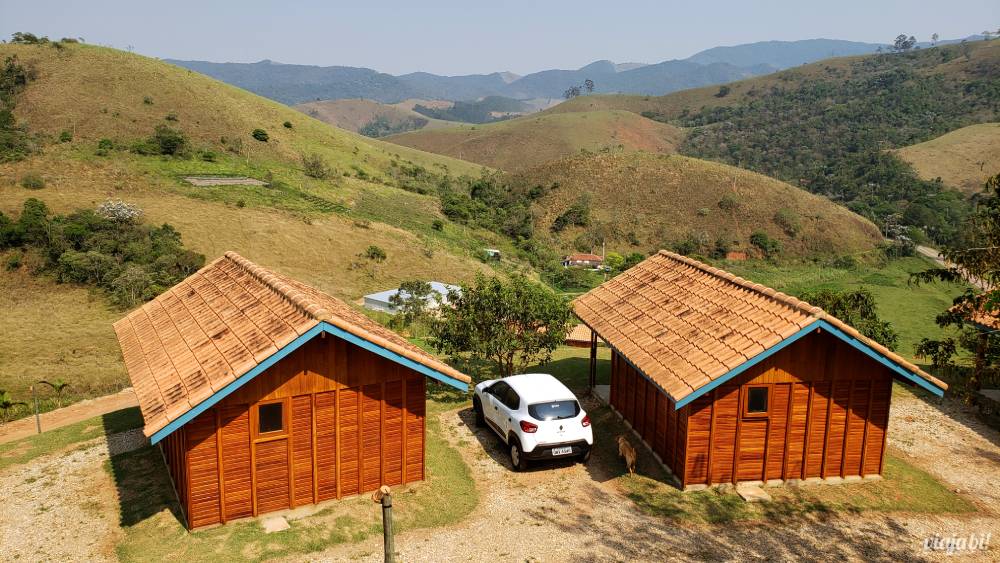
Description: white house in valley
xmin=363 ymin=281 xmax=461 ymax=314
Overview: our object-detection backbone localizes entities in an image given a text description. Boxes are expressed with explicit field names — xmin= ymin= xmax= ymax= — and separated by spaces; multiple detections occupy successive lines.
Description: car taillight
xmin=519 ymin=420 xmax=538 ymax=433
xmin=581 ymin=414 xmax=591 ymax=427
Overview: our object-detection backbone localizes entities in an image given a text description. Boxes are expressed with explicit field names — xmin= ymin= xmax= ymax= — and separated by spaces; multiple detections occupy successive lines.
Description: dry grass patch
xmin=387 ymin=110 xmax=684 ymax=171
xmin=895 ymin=122 xmax=1000 ymax=194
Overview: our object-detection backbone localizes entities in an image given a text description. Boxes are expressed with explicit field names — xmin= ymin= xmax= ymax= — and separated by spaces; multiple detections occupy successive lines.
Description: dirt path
xmin=298 ymin=393 xmax=1000 ymax=562
xmin=0 ymin=388 xmax=138 ymax=445
xmin=916 ymin=245 xmax=987 ymax=290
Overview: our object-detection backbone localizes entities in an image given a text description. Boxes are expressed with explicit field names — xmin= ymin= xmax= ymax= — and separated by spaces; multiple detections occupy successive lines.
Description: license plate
xmin=551 ymin=446 xmax=572 ymax=456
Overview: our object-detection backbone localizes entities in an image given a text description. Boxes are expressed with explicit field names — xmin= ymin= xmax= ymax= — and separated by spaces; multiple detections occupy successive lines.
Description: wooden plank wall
xmin=609 ymin=351 xmax=684 ymax=481
xmin=176 ymin=335 xmax=428 ymax=528
xmin=680 ymin=330 xmax=894 ymax=486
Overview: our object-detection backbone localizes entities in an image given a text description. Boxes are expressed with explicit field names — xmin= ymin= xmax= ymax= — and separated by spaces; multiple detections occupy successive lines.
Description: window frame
xmin=743 ymin=385 xmax=770 ymax=418
xmin=253 ymin=398 xmax=289 ymax=439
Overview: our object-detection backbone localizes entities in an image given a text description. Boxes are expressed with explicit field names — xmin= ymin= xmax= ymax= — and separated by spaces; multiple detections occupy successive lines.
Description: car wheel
xmin=473 ymin=397 xmax=485 ymax=428
xmin=509 ymin=439 xmax=529 ymax=471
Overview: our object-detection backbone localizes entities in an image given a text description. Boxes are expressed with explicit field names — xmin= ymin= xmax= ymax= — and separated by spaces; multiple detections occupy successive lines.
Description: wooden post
xmin=372 ymin=486 xmax=394 ymax=563
xmin=31 ymin=385 xmax=41 ymax=434
xmin=589 ymin=330 xmax=598 ymax=392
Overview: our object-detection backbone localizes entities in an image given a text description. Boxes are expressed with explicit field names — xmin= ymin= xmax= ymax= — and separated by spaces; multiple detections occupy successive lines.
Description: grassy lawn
xmin=726 ymin=256 xmax=968 ymax=360
xmin=112 ymin=397 xmax=477 ymax=563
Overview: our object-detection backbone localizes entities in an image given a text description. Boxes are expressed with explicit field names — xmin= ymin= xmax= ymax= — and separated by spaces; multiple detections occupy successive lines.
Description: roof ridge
xmin=656 ymin=250 xmax=824 ymax=318
xmin=223 ymin=251 xmax=333 ymax=322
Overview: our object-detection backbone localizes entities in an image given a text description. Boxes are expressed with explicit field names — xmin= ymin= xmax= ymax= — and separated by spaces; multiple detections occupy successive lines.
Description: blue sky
xmin=1 ymin=1 xmax=997 ymax=75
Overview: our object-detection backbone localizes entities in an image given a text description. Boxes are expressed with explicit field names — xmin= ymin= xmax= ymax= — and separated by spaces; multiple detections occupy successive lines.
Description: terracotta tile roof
xmin=565 ymin=323 xmax=595 ymax=345
xmin=114 ymin=251 xmax=470 ymax=438
xmin=573 ymin=251 xmax=947 ymax=403
xmin=565 ymin=253 xmax=603 ymax=262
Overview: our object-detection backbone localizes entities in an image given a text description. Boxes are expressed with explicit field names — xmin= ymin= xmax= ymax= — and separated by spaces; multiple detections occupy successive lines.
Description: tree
xmin=715 ymin=85 xmax=731 ymax=98
xmin=388 ymin=280 xmax=435 ymax=330
xmin=357 ymin=245 xmax=387 ymax=277
xmin=39 ymin=379 xmax=71 ymax=407
xmin=583 ymin=78 xmax=595 ymax=93
xmin=931 ymin=33 xmax=939 ymax=45
xmin=563 ymin=85 xmax=582 ymax=99
xmin=432 ymin=274 xmax=573 ymax=378
xmin=0 ymin=390 xmax=26 ymax=423
xmin=301 ymin=153 xmax=330 ymax=179
xmin=603 ymin=251 xmax=625 ymax=272
xmin=802 ymin=289 xmax=899 ymax=350
xmin=911 ymin=174 xmax=1000 ymax=390
xmin=892 ymin=34 xmax=916 ymax=52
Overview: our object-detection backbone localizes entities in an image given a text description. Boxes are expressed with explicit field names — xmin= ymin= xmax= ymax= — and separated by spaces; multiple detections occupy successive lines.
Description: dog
xmin=617 ymin=434 xmax=637 ymax=476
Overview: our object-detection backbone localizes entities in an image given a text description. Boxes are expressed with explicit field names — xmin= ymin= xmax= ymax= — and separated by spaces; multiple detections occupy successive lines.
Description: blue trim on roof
xmin=815 ymin=319 xmax=944 ymax=398
xmin=149 ymin=321 xmax=467 ymax=445
xmin=673 ymin=318 xmax=945 ymax=410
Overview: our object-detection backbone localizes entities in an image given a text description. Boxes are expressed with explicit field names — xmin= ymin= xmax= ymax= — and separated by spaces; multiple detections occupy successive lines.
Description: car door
xmin=496 ymin=386 xmax=520 ymax=439
xmin=484 ymin=382 xmax=509 ymax=433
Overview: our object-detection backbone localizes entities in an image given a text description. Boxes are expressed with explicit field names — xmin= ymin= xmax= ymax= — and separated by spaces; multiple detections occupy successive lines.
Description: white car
xmin=473 ymin=373 xmax=593 ymax=470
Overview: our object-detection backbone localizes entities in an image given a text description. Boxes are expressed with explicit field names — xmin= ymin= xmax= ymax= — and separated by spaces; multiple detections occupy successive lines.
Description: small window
xmin=258 ymin=402 xmax=284 ymax=434
xmin=746 ymin=387 xmax=768 ymax=414
xmin=503 ymin=388 xmax=521 ymax=411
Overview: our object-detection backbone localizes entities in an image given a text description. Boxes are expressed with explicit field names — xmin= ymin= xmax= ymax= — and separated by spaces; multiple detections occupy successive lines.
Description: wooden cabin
xmin=573 ymin=251 xmax=947 ymax=488
xmin=114 ymin=252 xmax=470 ymax=528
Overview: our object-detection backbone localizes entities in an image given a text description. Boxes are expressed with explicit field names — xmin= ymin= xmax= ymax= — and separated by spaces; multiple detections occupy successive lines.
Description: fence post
xmin=372 ymin=485 xmax=394 ymax=563
xmin=31 ymin=385 xmax=41 ymax=434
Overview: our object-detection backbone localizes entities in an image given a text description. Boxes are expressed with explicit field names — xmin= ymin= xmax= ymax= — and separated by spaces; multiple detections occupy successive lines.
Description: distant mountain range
xmin=166 ymin=37 xmax=982 ymax=104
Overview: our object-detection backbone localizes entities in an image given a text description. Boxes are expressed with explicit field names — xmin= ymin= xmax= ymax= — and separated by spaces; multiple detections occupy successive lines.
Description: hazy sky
xmin=2 ymin=1 xmax=997 ymax=75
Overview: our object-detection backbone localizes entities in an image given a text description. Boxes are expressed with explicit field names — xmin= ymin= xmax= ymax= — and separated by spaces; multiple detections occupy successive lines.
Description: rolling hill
xmin=294 ymin=98 xmax=459 ymax=136
xmin=509 ymin=152 xmax=883 ymax=257
xmin=386 ymin=110 xmax=685 ymax=170
xmin=0 ymin=43 xmax=500 ymax=399
xmin=895 ymin=123 xmax=1000 ymax=194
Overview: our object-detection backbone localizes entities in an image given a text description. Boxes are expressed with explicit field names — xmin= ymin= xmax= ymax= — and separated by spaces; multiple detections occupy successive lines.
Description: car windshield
xmin=528 ymin=400 xmax=580 ymax=421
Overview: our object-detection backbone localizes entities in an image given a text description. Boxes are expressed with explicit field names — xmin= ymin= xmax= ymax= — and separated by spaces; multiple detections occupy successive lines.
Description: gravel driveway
xmin=0 ymin=392 xmax=996 ymax=562
xmin=298 ymin=392 xmax=1000 ymax=563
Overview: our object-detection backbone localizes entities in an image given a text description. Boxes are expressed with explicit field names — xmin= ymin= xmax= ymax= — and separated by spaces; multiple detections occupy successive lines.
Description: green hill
xmin=387 ymin=110 xmax=685 ymax=170
xmin=895 ymin=123 xmax=1000 ymax=194
xmin=0 ymin=42 xmax=502 ymax=402
xmin=545 ymin=40 xmax=1000 ymax=244
xmin=507 ymin=152 xmax=883 ymax=257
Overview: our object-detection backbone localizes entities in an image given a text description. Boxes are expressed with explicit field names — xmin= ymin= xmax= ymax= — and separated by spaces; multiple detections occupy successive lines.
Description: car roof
xmin=502 ymin=373 xmax=576 ymax=403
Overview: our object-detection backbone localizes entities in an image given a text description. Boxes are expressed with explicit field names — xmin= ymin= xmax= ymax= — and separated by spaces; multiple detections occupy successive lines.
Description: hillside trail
xmin=0 ymin=388 xmax=137 ymax=445
xmin=290 ymin=391 xmax=1000 ymax=562
xmin=916 ymin=245 xmax=987 ymax=290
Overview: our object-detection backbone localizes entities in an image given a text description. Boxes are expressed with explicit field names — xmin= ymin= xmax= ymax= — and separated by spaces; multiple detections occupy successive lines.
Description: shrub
xmin=362 ymin=245 xmax=386 ymax=262
xmin=773 ymin=208 xmax=801 ymax=237
xmin=151 ymin=125 xmax=187 ymax=155
xmin=551 ymin=196 xmax=590 ymax=232
xmin=142 ymin=96 xmax=153 ymax=105
xmin=20 ymin=172 xmax=45 ymax=189
xmin=199 ymin=149 xmax=217 ymax=162
xmin=750 ymin=231 xmax=782 ymax=258
xmin=96 ymin=138 xmax=114 ymax=156
xmin=301 ymin=153 xmax=331 ymax=179
xmin=831 ymin=255 xmax=859 ymax=269
xmin=58 ymin=130 xmax=72 ymax=143
xmin=431 ymin=219 xmax=444 ymax=231
xmin=283 ymin=121 xmax=293 ymax=129
xmin=5 ymin=252 xmax=22 ymax=271
xmin=718 ymin=193 xmax=740 ymax=212
xmin=96 ymin=199 xmax=143 ymax=222
xmin=251 ymin=128 xmax=269 ymax=142
xmin=715 ymin=85 xmax=731 ymax=98
xmin=164 ymin=112 xmax=178 ymax=122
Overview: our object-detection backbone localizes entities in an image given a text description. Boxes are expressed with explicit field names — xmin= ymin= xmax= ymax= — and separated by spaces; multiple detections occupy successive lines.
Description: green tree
xmin=912 ymin=173 xmax=1000 ymax=390
xmin=388 ymin=280 xmax=435 ymax=331
xmin=604 ymin=251 xmax=625 ymax=272
xmin=432 ymin=275 xmax=573 ymax=378
xmin=801 ymin=289 xmax=899 ymax=350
